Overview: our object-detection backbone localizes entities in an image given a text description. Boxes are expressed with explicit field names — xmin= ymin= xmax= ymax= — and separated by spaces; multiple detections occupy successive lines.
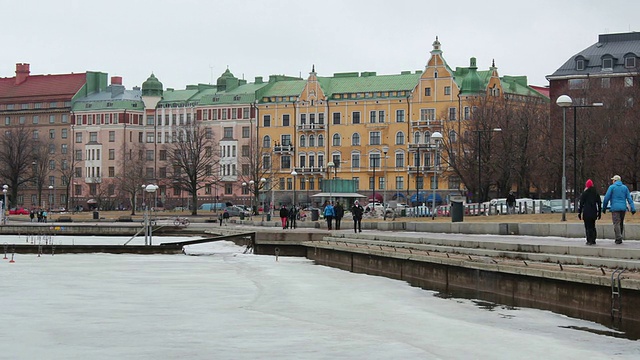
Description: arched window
xmin=395 ymin=131 xmax=405 ymax=145
xmin=395 ymin=152 xmax=405 ymax=168
xmin=262 ymin=135 xmax=271 ymax=148
xmin=449 ymin=130 xmax=457 ymax=143
xmin=414 ymin=131 xmax=421 ymax=144
xmin=352 ymin=133 xmax=360 ymax=146
xmin=332 ymin=133 xmax=341 ymax=146
xmin=424 ymin=131 xmax=431 ymax=144
xmin=309 ymin=135 xmax=315 ymax=147
xmin=300 ymin=135 xmax=306 ymax=147
xmin=318 ymin=134 xmax=325 ymax=147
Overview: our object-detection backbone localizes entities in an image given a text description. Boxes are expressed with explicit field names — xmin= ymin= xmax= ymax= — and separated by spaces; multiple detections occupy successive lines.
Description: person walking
xmin=279 ymin=205 xmax=289 ymax=229
xmin=506 ymin=192 xmax=516 ymax=214
xmin=323 ymin=201 xmax=336 ymax=230
xmin=602 ymin=175 xmax=636 ymax=244
xmin=578 ymin=179 xmax=602 ymax=245
xmin=334 ymin=202 xmax=344 ymax=230
xmin=351 ymin=200 xmax=364 ymax=233
xmin=222 ymin=209 xmax=230 ymax=226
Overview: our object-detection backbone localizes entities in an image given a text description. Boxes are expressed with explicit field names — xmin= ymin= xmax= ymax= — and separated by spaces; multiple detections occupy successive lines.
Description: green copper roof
xmin=459 ymin=58 xmax=482 ymax=94
xmin=318 ymin=72 xmax=421 ymax=97
xmin=142 ymin=73 xmax=163 ymax=97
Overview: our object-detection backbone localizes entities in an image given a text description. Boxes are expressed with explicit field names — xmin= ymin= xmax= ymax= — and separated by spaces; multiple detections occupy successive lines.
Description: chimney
xmin=111 ymin=76 xmax=122 ymax=85
xmin=15 ymin=63 xmax=30 ymax=85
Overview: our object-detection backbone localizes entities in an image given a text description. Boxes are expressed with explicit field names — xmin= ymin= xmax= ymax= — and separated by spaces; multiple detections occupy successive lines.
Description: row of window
xmin=0 ymin=101 xmax=70 ymax=110
xmin=4 ymin=114 xmax=69 ymax=125
xmin=568 ymin=76 xmax=635 ymax=89
xmin=576 ymin=55 xmax=637 ymax=71
xmin=263 ymin=130 xmax=458 ymax=149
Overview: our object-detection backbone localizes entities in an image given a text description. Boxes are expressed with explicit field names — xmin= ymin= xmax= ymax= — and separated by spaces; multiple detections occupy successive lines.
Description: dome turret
xmin=142 ymin=73 xmax=163 ymax=97
xmin=460 ymin=57 xmax=482 ymax=95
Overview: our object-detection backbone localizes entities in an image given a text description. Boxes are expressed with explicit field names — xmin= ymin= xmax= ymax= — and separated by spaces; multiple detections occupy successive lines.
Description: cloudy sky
xmin=1 ymin=0 xmax=639 ymax=90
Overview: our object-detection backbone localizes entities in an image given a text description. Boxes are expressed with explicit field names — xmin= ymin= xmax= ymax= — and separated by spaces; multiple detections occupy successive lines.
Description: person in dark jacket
xmin=288 ymin=205 xmax=297 ymax=229
xmin=334 ymin=202 xmax=345 ymax=230
xmin=351 ymin=200 xmax=364 ymax=233
xmin=279 ymin=205 xmax=289 ymax=229
xmin=578 ymin=179 xmax=601 ymax=245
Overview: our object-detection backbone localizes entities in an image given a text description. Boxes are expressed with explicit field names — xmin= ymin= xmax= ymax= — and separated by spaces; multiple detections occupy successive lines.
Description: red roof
xmin=530 ymin=85 xmax=550 ymax=98
xmin=0 ymin=73 xmax=87 ymax=102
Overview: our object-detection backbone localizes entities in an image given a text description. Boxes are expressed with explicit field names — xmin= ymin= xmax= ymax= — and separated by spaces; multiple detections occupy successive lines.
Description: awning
xmin=311 ymin=193 xmax=366 ymax=198
xmin=368 ymin=193 xmax=383 ymax=202
xmin=87 ymin=199 xmax=97 ymax=204
xmin=391 ymin=192 xmax=406 ymax=199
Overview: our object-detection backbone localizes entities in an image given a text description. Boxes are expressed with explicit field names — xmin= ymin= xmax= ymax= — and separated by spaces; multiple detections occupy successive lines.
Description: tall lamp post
xmin=291 ymin=170 xmax=298 ymax=208
xmin=249 ymin=179 xmax=255 ymax=220
xmin=306 ymin=177 xmax=311 ymax=208
xmin=242 ymin=182 xmax=247 ymax=211
xmin=556 ymin=95 xmax=573 ymax=222
xmin=2 ymin=184 xmax=8 ymax=225
xmin=382 ymin=146 xmax=389 ymax=208
xmin=572 ymin=101 xmax=604 ymax=210
xmin=431 ymin=132 xmax=443 ymax=220
xmin=260 ymin=177 xmax=266 ymax=221
xmin=144 ymin=184 xmax=158 ymax=245
xmin=48 ymin=185 xmax=53 ymax=211
xmin=475 ymin=128 xmax=502 ymax=203
xmin=327 ymin=161 xmax=335 ymax=203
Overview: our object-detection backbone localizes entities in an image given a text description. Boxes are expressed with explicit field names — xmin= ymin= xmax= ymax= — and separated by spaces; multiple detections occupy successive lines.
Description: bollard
xmin=3 ymin=242 xmax=7 ymax=260
xmin=9 ymin=247 xmax=15 ymax=263
xmin=275 ymin=247 xmax=280 ymax=262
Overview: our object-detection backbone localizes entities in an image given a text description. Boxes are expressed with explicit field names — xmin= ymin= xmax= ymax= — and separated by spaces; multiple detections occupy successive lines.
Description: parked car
xmin=546 ymin=199 xmax=573 ymax=213
xmin=225 ymin=205 xmax=250 ymax=217
xmin=9 ymin=207 xmax=30 ymax=215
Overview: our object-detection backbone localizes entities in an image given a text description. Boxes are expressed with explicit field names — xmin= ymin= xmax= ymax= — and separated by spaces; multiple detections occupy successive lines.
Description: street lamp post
xmin=2 ymin=184 xmax=8 ymax=225
xmin=260 ymin=177 xmax=266 ymax=221
xmin=291 ymin=170 xmax=298 ymax=208
xmin=144 ymin=184 xmax=158 ymax=245
xmin=48 ymin=185 xmax=53 ymax=211
xmin=249 ymin=179 xmax=255 ymax=220
xmin=572 ymin=101 xmax=604 ymax=210
xmin=327 ymin=161 xmax=335 ymax=203
xmin=556 ymin=95 xmax=573 ymax=222
xmin=431 ymin=132 xmax=443 ymax=220
xmin=382 ymin=146 xmax=389 ymax=209
xmin=242 ymin=182 xmax=247 ymax=211
xmin=475 ymin=128 xmax=502 ymax=204
xmin=372 ymin=156 xmax=377 ymax=208
xmin=306 ymin=177 xmax=311 ymax=208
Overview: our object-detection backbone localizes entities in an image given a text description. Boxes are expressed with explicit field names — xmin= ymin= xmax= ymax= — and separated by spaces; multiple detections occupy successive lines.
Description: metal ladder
xmin=611 ymin=268 xmax=626 ymax=325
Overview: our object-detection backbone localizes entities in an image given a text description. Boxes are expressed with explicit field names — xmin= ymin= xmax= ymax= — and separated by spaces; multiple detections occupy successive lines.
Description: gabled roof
xmin=318 ymin=72 xmax=421 ymax=97
xmin=548 ymin=32 xmax=640 ymax=79
xmin=0 ymin=73 xmax=87 ymax=101
xmin=72 ymin=86 xmax=143 ymax=111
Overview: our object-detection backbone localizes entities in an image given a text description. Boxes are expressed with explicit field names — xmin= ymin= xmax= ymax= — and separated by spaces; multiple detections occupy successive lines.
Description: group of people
xmin=322 ymin=200 xmax=365 ymax=233
xmin=578 ymin=174 xmax=636 ymax=245
xmin=279 ymin=205 xmax=300 ymax=229
xmin=29 ymin=208 xmax=48 ymax=223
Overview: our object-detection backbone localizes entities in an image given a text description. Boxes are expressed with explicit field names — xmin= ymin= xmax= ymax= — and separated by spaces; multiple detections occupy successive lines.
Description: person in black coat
xmin=288 ymin=206 xmax=298 ymax=229
xmin=351 ymin=200 xmax=364 ymax=233
xmin=334 ymin=202 xmax=345 ymax=230
xmin=578 ymin=179 xmax=602 ymax=245
xmin=279 ymin=205 xmax=289 ymax=229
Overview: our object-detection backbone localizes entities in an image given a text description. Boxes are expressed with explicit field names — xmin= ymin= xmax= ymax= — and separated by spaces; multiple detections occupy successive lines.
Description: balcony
xmin=410 ymin=119 xmax=443 ymax=129
xmin=273 ymin=144 xmax=295 ymax=154
xmin=407 ymin=166 xmax=440 ymax=174
xmin=85 ymin=177 xmax=102 ymax=184
xmin=295 ymin=166 xmax=325 ymax=175
xmin=296 ymin=123 xmax=326 ymax=132
xmin=408 ymin=143 xmax=438 ymax=151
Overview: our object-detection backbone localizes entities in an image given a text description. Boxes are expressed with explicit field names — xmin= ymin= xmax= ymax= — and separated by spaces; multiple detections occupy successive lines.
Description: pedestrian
xmin=602 ymin=175 xmax=636 ymax=244
xmin=222 ymin=209 xmax=230 ymax=226
xmin=506 ymin=192 xmax=516 ymax=214
xmin=279 ymin=205 xmax=288 ymax=229
xmin=288 ymin=205 xmax=297 ymax=229
xmin=37 ymin=209 xmax=43 ymax=223
xmin=42 ymin=209 xmax=48 ymax=223
xmin=218 ymin=212 xmax=223 ymax=226
xmin=578 ymin=179 xmax=601 ymax=245
xmin=29 ymin=209 xmax=35 ymax=223
xmin=334 ymin=202 xmax=344 ymax=230
xmin=351 ymin=200 xmax=364 ymax=233
xmin=323 ymin=201 xmax=335 ymax=230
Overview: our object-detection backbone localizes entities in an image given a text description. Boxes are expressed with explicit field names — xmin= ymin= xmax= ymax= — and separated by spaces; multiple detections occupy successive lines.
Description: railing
xmin=410 ymin=119 xmax=443 ymax=128
xmin=273 ymin=145 xmax=295 ymax=154
xmin=84 ymin=177 xmax=102 ymax=184
xmin=296 ymin=167 xmax=325 ymax=175
xmin=296 ymin=124 xmax=326 ymax=131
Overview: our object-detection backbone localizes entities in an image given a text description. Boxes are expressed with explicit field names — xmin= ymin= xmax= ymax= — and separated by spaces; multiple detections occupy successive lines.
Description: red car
xmin=9 ymin=207 xmax=30 ymax=215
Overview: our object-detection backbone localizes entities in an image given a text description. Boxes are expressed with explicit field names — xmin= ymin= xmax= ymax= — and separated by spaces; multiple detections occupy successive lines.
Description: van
xmin=198 ymin=203 xmax=228 ymax=211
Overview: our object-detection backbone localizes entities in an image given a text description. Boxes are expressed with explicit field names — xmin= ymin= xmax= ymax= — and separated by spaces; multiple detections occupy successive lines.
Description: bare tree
xmin=0 ymin=125 xmax=34 ymax=208
xmin=238 ymin=144 xmax=277 ymax=213
xmin=114 ymin=141 xmax=148 ymax=215
xmin=165 ymin=123 xmax=219 ymax=215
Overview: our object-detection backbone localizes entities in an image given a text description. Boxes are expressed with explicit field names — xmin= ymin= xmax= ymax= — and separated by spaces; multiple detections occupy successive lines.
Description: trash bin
xmin=400 ymin=209 xmax=406 ymax=217
xmin=93 ymin=211 xmax=99 ymax=220
xmin=266 ymin=214 xmax=271 ymax=221
xmin=240 ymin=213 xmax=245 ymax=220
xmin=451 ymin=201 xmax=464 ymax=223
xmin=311 ymin=209 xmax=320 ymax=221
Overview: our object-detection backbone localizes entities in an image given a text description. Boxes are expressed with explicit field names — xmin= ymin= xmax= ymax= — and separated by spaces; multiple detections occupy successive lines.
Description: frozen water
xmin=0 ymin=237 xmax=638 ymax=359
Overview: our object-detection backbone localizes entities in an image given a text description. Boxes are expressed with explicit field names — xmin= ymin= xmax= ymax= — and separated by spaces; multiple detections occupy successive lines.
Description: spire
xmin=431 ymin=36 xmax=442 ymax=55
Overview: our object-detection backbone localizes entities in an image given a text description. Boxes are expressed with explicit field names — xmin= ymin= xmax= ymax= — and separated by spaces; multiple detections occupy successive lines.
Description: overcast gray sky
xmin=1 ymin=0 xmax=639 ymax=90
